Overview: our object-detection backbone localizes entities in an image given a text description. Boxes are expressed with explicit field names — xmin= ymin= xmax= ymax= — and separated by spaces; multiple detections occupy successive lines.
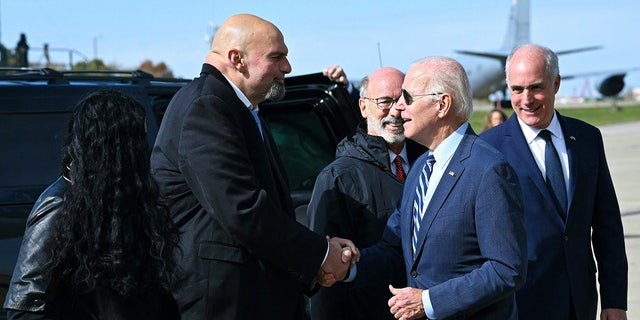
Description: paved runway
xmin=601 ymin=121 xmax=640 ymax=318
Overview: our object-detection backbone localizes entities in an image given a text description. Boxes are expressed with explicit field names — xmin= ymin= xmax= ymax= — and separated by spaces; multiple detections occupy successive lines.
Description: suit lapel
xmin=260 ymin=116 xmax=295 ymax=216
xmin=412 ymin=129 xmax=471 ymax=262
xmin=557 ymin=112 xmax=577 ymax=216
xmin=504 ymin=116 xmax=563 ymax=210
xmin=505 ymin=114 xmax=568 ymax=225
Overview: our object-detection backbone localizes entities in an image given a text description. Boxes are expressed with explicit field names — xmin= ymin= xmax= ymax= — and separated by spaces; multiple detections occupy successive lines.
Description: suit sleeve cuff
xmin=423 ymin=289 xmax=436 ymax=319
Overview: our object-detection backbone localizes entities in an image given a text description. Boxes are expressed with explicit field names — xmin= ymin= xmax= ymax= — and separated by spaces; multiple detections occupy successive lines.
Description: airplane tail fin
xmin=455 ymin=0 xmax=529 ymax=60
xmin=500 ymin=0 xmax=530 ymax=52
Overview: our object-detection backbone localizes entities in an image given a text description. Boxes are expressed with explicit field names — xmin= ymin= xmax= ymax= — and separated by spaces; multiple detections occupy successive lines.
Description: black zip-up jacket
xmin=307 ymin=123 xmax=425 ymax=320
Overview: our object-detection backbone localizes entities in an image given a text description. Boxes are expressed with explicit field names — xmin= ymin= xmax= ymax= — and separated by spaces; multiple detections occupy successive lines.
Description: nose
xmin=394 ymin=94 xmax=407 ymax=111
xmin=281 ymin=57 xmax=292 ymax=74
xmin=522 ymin=89 xmax=534 ymax=104
xmin=389 ymin=101 xmax=402 ymax=118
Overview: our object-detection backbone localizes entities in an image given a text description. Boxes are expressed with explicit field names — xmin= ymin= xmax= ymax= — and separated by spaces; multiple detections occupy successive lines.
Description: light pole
xmin=93 ymin=35 xmax=102 ymax=61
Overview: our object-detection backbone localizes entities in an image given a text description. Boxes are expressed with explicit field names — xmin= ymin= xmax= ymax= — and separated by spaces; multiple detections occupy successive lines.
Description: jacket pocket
xmin=198 ymin=241 xmax=248 ymax=265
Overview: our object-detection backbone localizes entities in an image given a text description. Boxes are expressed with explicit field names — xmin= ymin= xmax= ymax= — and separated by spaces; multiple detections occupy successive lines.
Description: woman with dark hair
xmin=482 ymin=107 xmax=508 ymax=132
xmin=4 ymin=90 xmax=180 ymax=320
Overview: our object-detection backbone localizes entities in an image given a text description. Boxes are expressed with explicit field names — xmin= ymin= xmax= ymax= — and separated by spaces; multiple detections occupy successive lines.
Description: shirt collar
xmin=222 ymin=74 xmax=256 ymax=111
xmin=388 ymin=144 xmax=408 ymax=164
xmin=517 ymin=110 xmax=563 ymax=144
xmin=432 ymin=122 xmax=468 ymax=169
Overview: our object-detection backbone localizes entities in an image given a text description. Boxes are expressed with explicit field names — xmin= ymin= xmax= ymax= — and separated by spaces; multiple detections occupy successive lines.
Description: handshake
xmin=317 ymin=236 xmax=360 ymax=287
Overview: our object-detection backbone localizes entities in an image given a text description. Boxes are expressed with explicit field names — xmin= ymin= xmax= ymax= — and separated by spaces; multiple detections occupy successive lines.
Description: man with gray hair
xmin=346 ymin=57 xmax=527 ymax=319
xmin=308 ymin=67 xmax=425 ymax=320
xmin=481 ymin=44 xmax=628 ymax=320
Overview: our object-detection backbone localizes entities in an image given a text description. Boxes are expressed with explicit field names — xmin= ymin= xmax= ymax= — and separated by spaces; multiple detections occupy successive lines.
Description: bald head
xmin=211 ymin=14 xmax=279 ymax=56
xmin=505 ymin=44 xmax=559 ymax=86
xmin=205 ymin=14 xmax=291 ymax=105
xmin=361 ymin=67 xmax=404 ymax=98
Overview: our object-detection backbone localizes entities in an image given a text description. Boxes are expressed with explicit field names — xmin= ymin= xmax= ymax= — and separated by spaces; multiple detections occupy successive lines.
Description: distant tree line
xmin=1 ymin=33 xmax=174 ymax=78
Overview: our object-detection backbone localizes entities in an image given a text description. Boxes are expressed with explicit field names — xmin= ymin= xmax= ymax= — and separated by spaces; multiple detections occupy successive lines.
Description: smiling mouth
xmin=520 ymin=105 xmax=542 ymax=113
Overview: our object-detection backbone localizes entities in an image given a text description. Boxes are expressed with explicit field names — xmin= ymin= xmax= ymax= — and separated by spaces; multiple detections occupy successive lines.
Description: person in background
xmin=342 ymin=56 xmax=526 ymax=319
xmin=15 ymin=33 xmax=29 ymax=67
xmin=480 ymin=43 xmax=628 ymax=320
xmin=482 ymin=107 xmax=507 ymax=131
xmin=150 ymin=14 xmax=358 ymax=320
xmin=308 ymin=67 xmax=426 ymax=320
xmin=3 ymin=90 xmax=180 ymax=320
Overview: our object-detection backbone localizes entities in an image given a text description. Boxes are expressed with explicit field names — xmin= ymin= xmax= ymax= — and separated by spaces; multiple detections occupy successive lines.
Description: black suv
xmin=0 ymin=68 xmax=362 ymax=312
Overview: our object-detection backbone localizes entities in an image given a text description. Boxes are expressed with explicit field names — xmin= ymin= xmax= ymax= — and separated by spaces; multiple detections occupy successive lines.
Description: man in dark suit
xmin=348 ymin=57 xmax=527 ymax=319
xmin=151 ymin=14 xmax=357 ymax=320
xmin=480 ymin=44 xmax=628 ymax=320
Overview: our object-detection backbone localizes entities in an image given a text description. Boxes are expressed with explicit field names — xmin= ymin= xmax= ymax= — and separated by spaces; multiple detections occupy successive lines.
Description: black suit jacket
xmin=151 ymin=64 xmax=327 ymax=319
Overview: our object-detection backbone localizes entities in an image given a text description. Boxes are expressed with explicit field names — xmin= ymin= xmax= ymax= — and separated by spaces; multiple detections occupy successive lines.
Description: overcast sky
xmin=2 ymin=0 xmax=638 ymax=98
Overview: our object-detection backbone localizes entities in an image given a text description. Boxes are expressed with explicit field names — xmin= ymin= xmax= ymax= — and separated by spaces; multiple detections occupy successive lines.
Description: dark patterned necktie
xmin=412 ymin=154 xmax=435 ymax=258
xmin=539 ymin=130 xmax=567 ymax=219
xmin=394 ymin=155 xmax=406 ymax=183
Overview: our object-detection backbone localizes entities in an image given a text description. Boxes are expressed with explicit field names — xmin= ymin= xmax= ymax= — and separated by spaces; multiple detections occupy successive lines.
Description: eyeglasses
xmin=362 ymin=96 xmax=400 ymax=110
xmin=401 ymin=89 xmax=443 ymax=105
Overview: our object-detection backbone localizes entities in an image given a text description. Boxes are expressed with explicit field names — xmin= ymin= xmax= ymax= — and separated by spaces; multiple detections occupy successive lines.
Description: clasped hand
xmin=317 ymin=236 xmax=359 ymax=287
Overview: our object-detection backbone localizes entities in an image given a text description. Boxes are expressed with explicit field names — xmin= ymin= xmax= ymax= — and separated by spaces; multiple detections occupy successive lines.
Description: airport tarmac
xmin=601 ymin=120 xmax=640 ymax=318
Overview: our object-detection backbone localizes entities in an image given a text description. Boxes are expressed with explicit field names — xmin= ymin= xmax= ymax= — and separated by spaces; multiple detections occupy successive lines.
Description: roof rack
xmin=0 ymin=67 xmax=189 ymax=85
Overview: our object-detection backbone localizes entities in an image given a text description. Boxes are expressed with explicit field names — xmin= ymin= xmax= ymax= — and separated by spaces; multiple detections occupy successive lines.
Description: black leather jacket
xmin=3 ymin=176 xmax=67 ymax=312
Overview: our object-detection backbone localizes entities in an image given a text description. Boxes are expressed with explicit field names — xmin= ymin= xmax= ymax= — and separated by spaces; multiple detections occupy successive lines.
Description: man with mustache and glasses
xmin=308 ymin=67 xmax=426 ymax=320
xmin=151 ymin=14 xmax=358 ymax=320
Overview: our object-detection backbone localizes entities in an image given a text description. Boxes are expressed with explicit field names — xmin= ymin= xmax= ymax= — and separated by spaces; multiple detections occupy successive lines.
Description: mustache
xmin=382 ymin=116 xmax=405 ymax=126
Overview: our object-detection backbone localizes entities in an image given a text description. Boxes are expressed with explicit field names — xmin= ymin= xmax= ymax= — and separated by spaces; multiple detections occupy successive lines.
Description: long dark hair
xmin=49 ymin=90 xmax=177 ymax=298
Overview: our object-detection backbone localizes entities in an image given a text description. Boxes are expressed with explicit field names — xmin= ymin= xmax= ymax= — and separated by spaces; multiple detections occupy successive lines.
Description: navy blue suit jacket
xmin=358 ymin=125 xmax=527 ymax=319
xmin=480 ymin=112 xmax=628 ymax=320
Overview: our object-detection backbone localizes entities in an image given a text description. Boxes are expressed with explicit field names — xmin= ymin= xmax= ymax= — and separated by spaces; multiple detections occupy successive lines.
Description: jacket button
xmin=33 ymin=298 xmax=45 ymax=308
xmin=563 ymin=235 xmax=569 ymax=242
xmin=410 ymin=270 xmax=418 ymax=278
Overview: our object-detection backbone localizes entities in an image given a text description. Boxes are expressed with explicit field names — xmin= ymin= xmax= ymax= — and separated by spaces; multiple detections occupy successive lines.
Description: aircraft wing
xmin=455 ymin=50 xmax=508 ymax=61
xmin=561 ymin=67 xmax=640 ymax=80
xmin=555 ymin=45 xmax=603 ymax=55
xmin=562 ymin=67 xmax=640 ymax=97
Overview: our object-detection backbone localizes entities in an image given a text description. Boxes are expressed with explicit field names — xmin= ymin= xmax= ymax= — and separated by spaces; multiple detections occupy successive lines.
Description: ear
xmin=229 ymin=49 xmax=245 ymax=72
xmin=437 ymin=93 xmax=451 ymax=119
xmin=553 ymin=75 xmax=561 ymax=94
xmin=359 ymin=98 xmax=368 ymax=118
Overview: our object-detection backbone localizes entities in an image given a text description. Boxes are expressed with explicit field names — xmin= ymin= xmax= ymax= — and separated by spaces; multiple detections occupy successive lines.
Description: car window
xmin=263 ymin=107 xmax=336 ymax=192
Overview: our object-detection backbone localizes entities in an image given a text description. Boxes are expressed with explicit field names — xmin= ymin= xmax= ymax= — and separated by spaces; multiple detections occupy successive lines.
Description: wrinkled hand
xmin=601 ymin=308 xmax=627 ymax=320
xmin=322 ymin=65 xmax=348 ymax=86
xmin=317 ymin=236 xmax=359 ymax=287
xmin=388 ymin=285 xmax=425 ymax=320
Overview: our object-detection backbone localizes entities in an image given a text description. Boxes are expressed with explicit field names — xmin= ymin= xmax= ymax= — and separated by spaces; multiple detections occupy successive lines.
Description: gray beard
xmin=368 ymin=115 xmax=405 ymax=145
xmin=265 ymin=81 xmax=286 ymax=101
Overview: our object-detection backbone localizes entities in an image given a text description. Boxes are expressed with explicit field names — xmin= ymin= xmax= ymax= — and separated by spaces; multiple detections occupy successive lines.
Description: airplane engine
xmin=596 ymin=73 xmax=626 ymax=97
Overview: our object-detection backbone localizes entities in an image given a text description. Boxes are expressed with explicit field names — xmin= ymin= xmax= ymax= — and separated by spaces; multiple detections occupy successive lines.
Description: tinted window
xmin=264 ymin=107 xmax=335 ymax=192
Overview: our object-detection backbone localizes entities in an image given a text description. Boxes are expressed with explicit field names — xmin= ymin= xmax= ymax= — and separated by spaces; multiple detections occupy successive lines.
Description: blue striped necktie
xmin=412 ymin=154 xmax=435 ymax=258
